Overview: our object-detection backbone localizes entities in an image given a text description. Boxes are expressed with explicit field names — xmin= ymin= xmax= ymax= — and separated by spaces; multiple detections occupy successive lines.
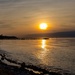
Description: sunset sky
xmin=0 ymin=0 xmax=75 ymax=37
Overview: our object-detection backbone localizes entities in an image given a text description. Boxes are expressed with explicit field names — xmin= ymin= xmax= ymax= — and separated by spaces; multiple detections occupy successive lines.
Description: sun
xmin=40 ymin=23 xmax=48 ymax=30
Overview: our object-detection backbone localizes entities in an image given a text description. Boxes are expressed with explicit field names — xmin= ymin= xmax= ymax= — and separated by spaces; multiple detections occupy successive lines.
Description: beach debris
xmin=20 ymin=62 xmax=26 ymax=70
xmin=0 ymin=54 xmax=72 ymax=75
xmin=1 ymin=54 xmax=5 ymax=60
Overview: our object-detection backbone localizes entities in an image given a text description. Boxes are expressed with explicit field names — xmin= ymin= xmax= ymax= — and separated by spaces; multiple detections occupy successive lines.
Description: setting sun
xmin=40 ymin=23 xmax=48 ymax=30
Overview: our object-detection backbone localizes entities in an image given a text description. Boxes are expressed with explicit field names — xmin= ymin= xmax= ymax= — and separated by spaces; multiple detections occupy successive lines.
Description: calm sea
xmin=0 ymin=38 xmax=75 ymax=74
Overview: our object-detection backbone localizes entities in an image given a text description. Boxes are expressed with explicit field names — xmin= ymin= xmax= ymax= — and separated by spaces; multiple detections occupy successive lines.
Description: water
xmin=0 ymin=38 xmax=75 ymax=74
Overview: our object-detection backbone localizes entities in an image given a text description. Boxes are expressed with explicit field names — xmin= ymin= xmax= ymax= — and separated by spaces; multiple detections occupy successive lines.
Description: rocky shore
xmin=0 ymin=54 xmax=74 ymax=75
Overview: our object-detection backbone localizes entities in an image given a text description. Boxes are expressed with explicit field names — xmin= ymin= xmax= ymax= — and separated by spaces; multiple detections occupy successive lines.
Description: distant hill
xmin=0 ymin=35 xmax=18 ymax=39
xmin=0 ymin=31 xmax=75 ymax=40
xmin=24 ymin=31 xmax=75 ymax=38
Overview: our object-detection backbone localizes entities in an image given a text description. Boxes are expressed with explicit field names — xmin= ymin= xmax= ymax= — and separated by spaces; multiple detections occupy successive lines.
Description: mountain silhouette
xmin=24 ymin=31 xmax=75 ymax=38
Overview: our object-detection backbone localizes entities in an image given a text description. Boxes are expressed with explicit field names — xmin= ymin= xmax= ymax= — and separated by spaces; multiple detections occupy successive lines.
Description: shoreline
xmin=0 ymin=60 xmax=30 ymax=75
xmin=0 ymin=54 xmax=74 ymax=75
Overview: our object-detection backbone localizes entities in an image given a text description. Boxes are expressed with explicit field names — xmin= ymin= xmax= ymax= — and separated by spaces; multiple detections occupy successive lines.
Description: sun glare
xmin=40 ymin=23 xmax=48 ymax=30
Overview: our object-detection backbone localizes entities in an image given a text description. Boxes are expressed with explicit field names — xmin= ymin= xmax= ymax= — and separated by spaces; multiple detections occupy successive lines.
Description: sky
xmin=0 ymin=0 xmax=75 ymax=37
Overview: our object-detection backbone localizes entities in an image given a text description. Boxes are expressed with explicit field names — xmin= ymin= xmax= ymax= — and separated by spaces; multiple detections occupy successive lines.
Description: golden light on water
xmin=35 ymin=39 xmax=49 ymax=65
xmin=36 ymin=39 xmax=54 ymax=65
xmin=40 ymin=23 xmax=48 ymax=30
xmin=41 ymin=39 xmax=46 ymax=49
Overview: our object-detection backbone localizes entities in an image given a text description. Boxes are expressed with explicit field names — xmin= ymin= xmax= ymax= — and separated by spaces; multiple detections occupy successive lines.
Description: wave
xmin=0 ymin=49 xmax=74 ymax=75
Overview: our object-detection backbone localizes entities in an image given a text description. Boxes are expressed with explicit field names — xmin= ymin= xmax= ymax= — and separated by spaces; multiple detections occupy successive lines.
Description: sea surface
xmin=0 ymin=38 xmax=75 ymax=74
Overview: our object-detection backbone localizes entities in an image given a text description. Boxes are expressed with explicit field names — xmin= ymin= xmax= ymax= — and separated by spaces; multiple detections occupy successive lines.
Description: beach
xmin=0 ymin=39 xmax=75 ymax=75
xmin=0 ymin=54 xmax=74 ymax=75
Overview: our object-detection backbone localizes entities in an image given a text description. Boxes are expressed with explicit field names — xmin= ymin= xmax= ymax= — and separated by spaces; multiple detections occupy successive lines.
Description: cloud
xmin=0 ymin=0 xmax=75 ymax=35
xmin=0 ymin=21 xmax=14 ymax=29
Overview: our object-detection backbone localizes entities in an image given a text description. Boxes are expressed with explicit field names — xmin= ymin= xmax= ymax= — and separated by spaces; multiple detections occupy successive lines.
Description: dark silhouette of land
xmin=24 ymin=31 xmax=75 ymax=39
xmin=0 ymin=31 xmax=75 ymax=40
xmin=0 ymin=34 xmax=18 ymax=40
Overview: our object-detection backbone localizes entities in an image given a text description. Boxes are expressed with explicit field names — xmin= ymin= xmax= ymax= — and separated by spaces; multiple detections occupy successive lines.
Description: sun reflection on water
xmin=35 ymin=39 xmax=49 ymax=65
xmin=41 ymin=39 xmax=46 ymax=49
